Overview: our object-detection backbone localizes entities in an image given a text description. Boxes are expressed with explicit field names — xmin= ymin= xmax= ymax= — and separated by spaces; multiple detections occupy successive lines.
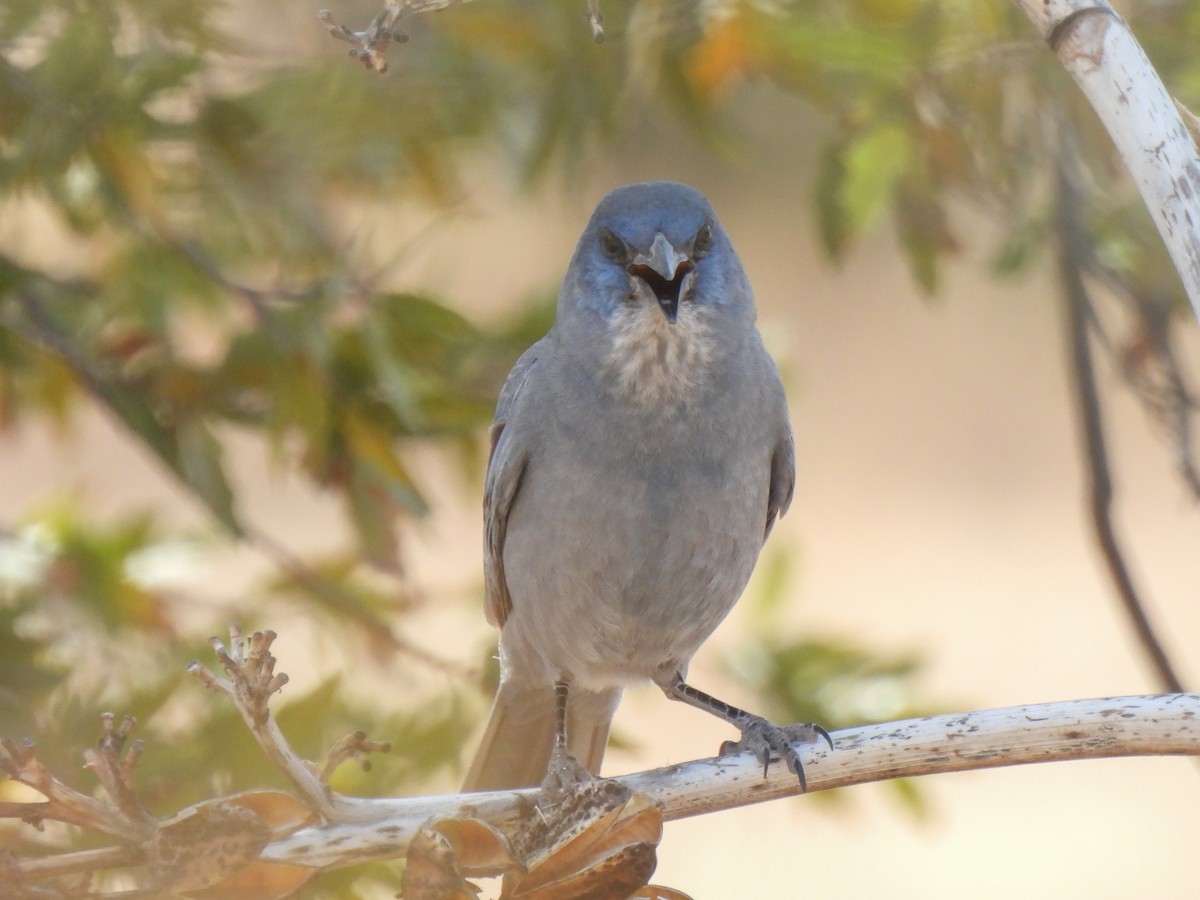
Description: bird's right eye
xmin=599 ymin=227 xmax=629 ymax=263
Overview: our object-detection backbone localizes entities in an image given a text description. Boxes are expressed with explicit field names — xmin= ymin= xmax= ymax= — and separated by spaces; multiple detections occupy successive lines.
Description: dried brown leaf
xmin=183 ymin=860 xmax=315 ymax=900
xmin=432 ymin=816 xmax=517 ymax=875
xmin=632 ymin=886 xmax=696 ymax=900
xmin=402 ymin=826 xmax=483 ymax=900
xmin=521 ymin=792 xmax=661 ymax=884
xmin=149 ymin=799 xmax=272 ymax=893
xmin=504 ymin=841 xmax=658 ymax=900
xmin=221 ymin=789 xmax=316 ymax=834
xmin=503 ymin=784 xmax=664 ymax=900
xmin=160 ymin=792 xmax=315 ymax=899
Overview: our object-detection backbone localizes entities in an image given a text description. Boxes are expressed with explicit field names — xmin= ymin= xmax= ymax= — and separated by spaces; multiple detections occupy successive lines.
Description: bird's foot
xmin=719 ymin=716 xmax=834 ymax=792
xmin=539 ymin=743 xmax=597 ymax=800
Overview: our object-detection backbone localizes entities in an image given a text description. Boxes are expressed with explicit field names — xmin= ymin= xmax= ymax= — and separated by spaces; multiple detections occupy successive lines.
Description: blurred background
xmin=2 ymin=0 xmax=1199 ymax=897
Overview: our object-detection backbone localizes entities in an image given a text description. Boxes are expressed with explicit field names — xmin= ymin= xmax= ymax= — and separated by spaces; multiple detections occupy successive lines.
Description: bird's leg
xmin=661 ymin=672 xmax=833 ymax=792
xmin=540 ymin=678 xmax=595 ymax=797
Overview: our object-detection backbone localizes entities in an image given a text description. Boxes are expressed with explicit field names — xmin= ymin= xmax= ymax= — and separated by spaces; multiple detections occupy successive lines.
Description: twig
xmin=0 ymin=736 xmax=152 ymax=843
xmin=82 ymin=713 xmax=156 ymax=833
xmin=319 ymin=0 xmax=604 ymax=73
xmin=586 ymin=0 xmax=605 ymax=42
xmin=14 ymin=286 xmax=120 ymax=407
xmin=12 ymin=845 xmax=141 ymax=879
xmin=1056 ymin=158 xmax=1187 ymax=694
xmin=319 ymin=731 xmax=393 ymax=781
xmin=187 ymin=627 xmax=389 ymax=824
xmin=160 ymin=235 xmax=318 ymax=330
xmin=319 ymin=2 xmax=455 ymax=75
xmin=1086 ymin=268 xmax=1200 ymax=501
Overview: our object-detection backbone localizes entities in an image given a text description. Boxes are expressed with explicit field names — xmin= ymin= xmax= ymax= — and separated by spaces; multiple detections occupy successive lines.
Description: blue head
xmin=559 ymin=182 xmax=753 ymax=326
xmin=554 ymin=182 xmax=757 ymax=406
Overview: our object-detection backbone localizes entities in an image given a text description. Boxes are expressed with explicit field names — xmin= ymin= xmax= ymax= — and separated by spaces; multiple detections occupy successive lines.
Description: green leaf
xmin=894 ymin=178 xmax=956 ymax=295
xmin=731 ymin=634 xmax=930 ymax=732
xmin=745 ymin=547 xmax=796 ymax=622
xmin=175 ymin=417 xmax=241 ymax=536
xmin=839 ymin=121 xmax=914 ymax=241
xmin=814 ymin=142 xmax=850 ymax=260
xmin=775 ymin=16 xmax=916 ymax=83
xmin=992 ymin=215 xmax=1048 ymax=277
xmin=362 ymin=312 xmax=424 ymax=432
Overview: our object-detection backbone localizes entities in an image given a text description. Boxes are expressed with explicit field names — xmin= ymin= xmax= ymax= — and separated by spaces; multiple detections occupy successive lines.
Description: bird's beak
xmin=628 ymin=232 xmax=695 ymax=324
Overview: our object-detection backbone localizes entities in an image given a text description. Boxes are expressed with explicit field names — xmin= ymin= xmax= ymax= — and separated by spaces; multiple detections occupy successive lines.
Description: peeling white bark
xmin=1011 ymin=0 xmax=1200 ymax=324
xmin=259 ymin=693 xmax=1200 ymax=869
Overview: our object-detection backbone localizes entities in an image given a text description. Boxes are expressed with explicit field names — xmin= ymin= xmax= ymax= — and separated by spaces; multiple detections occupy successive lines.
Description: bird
xmin=463 ymin=181 xmax=830 ymax=794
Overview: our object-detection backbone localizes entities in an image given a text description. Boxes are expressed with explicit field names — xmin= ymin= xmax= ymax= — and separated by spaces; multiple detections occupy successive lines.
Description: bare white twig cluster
xmin=188 ymin=628 xmax=392 ymax=825
xmin=320 ymin=0 xmax=605 ymax=74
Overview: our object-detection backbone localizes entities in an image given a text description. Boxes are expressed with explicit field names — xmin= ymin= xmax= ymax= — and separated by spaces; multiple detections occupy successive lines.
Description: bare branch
xmin=1011 ymin=0 xmax=1200 ymax=324
xmin=258 ymin=693 xmax=1200 ymax=870
xmin=8 ymin=632 xmax=1197 ymax=892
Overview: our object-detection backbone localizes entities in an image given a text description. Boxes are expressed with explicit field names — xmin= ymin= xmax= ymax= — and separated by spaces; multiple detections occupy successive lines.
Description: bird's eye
xmin=693 ymin=223 xmax=714 ymax=258
xmin=599 ymin=227 xmax=629 ymax=263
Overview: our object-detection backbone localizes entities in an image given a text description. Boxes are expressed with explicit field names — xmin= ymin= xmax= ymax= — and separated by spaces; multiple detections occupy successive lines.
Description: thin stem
xmin=1056 ymin=160 xmax=1186 ymax=694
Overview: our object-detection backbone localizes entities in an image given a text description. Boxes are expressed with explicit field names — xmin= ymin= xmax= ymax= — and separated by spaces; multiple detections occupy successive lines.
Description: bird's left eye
xmin=692 ymin=223 xmax=714 ymax=258
xmin=599 ymin=227 xmax=630 ymax=263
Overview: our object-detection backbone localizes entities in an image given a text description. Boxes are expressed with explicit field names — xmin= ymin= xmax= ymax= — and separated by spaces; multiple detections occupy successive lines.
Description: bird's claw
xmin=719 ymin=716 xmax=833 ymax=792
xmin=539 ymin=743 xmax=596 ymax=800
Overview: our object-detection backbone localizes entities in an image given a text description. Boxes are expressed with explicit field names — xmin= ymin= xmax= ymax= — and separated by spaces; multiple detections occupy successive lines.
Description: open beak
xmin=628 ymin=232 xmax=694 ymax=324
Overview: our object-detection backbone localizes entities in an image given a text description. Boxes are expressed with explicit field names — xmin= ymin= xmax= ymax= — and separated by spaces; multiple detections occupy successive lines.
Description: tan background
xmin=3 ymin=88 xmax=1199 ymax=897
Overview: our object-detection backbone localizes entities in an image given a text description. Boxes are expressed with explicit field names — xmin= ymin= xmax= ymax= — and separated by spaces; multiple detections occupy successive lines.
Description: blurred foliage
xmin=2 ymin=0 xmax=1200 ymax=893
xmin=738 ymin=548 xmax=936 ymax=814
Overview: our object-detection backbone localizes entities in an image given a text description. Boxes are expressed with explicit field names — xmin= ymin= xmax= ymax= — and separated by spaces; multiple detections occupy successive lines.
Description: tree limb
xmin=1011 ymin=0 xmax=1200 ymax=324
xmin=258 ymin=693 xmax=1200 ymax=870
xmin=9 ymin=632 xmax=1198 ymax=890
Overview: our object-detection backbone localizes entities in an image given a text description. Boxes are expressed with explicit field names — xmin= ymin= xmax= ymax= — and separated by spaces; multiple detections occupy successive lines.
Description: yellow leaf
xmin=686 ymin=19 xmax=751 ymax=98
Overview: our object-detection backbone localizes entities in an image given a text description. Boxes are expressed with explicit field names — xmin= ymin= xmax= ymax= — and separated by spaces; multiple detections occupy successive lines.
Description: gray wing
xmin=482 ymin=339 xmax=544 ymax=628
xmin=765 ymin=425 xmax=795 ymax=539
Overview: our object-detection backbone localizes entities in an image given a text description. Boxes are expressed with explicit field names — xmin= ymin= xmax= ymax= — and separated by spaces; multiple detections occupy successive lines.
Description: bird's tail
xmin=462 ymin=680 xmax=621 ymax=792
